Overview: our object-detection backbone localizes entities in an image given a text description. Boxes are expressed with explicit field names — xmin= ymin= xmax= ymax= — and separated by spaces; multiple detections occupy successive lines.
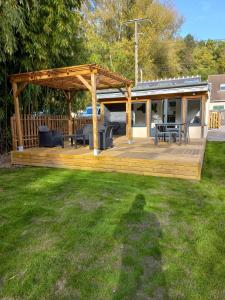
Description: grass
xmin=0 ymin=141 xmax=225 ymax=300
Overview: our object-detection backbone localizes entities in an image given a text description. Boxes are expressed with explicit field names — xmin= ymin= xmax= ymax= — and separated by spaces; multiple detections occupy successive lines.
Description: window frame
xmin=186 ymin=98 xmax=202 ymax=127
xmin=131 ymin=101 xmax=147 ymax=127
xmin=220 ymin=84 xmax=225 ymax=91
xmin=213 ymin=105 xmax=224 ymax=111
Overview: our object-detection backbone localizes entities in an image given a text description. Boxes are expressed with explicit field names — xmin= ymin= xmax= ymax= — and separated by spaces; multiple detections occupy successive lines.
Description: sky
xmin=173 ymin=0 xmax=225 ymax=40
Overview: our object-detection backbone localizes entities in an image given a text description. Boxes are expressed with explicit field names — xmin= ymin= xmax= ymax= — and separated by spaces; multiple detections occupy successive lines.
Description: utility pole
xmin=140 ymin=68 xmax=143 ymax=82
xmin=125 ymin=18 xmax=150 ymax=86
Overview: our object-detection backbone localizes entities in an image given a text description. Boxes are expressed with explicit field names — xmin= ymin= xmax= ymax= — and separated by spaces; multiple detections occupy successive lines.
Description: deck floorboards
xmin=11 ymin=137 xmax=206 ymax=180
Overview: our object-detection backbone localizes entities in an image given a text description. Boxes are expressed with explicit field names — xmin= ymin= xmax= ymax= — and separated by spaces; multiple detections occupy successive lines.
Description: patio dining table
xmin=154 ymin=122 xmax=188 ymax=145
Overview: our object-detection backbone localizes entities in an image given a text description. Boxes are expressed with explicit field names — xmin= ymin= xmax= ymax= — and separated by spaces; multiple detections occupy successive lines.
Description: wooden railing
xmin=208 ymin=111 xmax=221 ymax=129
xmin=11 ymin=114 xmax=95 ymax=150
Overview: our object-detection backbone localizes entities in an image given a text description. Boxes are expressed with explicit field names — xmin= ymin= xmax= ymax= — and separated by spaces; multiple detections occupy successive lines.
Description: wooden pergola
xmin=9 ymin=64 xmax=132 ymax=155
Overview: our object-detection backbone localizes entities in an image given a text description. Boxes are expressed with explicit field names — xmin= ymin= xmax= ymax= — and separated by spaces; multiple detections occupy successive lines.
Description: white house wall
xmin=132 ymin=127 xmax=147 ymax=138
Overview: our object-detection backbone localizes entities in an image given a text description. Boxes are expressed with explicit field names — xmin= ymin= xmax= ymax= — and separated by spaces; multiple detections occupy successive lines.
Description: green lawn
xmin=0 ymin=142 xmax=225 ymax=300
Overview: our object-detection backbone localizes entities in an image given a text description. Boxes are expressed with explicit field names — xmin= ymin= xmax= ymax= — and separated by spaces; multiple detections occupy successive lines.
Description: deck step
xmin=11 ymin=150 xmax=202 ymax=180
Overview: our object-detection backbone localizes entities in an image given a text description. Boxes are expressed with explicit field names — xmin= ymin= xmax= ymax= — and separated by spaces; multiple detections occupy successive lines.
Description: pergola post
xmin=12 ymin=81 xmax=23 ymax=151
xmin=182 ymin=96 xmax=187 ymax=135
xmin=67 ymin=92 xmax=73 ymax=135
xmin=100 ymin=102 xmax=104 ymax=122
xmin=126 ymin=85 xmax=132 ymax=144
xmin=146 ymin=99 xmax=151 ymax=137
xmin=201 ymin=95 xmax=206 ymax=138
xmin=182 ymin=96 xmax=187 ymax=123
xmin=91 ymin=72 xmax=99 ymax=156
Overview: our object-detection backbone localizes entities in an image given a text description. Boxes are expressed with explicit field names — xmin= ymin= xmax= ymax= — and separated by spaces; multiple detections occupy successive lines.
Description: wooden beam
xmin=100 ymin=100 xmax=127 ymax=105
xmin=63 ymin=90 xmax=69 ymax=100
xmin=76 ymin=75 xmax=92 ymax=92
xmin=91 ymin=72 xmax=99 ymax=155
xmin=182 ymin=96 xmax=187 ymax=139
xmin=12 ymin=81 xmax=23 ymax=149
xmin=201 ymin=95 xmax=206 ymax=138
xmin=100 ymin=102 xmax=104 ymax=122
xmin=126 ymin=102 xmax=128 ymax=138
xmin=146 ymin=99 xmax=151 ymax=137
xmin=126 ymin=85 xmax=132 ymax=143
xmin=64 ymin=79 xmax=86 ymax=89
xmin=96 ymin=75 xmax=115 ymax=87
xmin=10 ymin=67 xmax=98 ymax=84
xmin=16 ymin=82 xmax=28 ymax=97
xmin=9 ymin=64 xmax=132 ymax=92
xmin=67 ymin=92 xmax=73 ymax=135
xmin=98 ymin=68 xmax=132 ymax=85
xmin=182 ymin=96 xmax=187 ymax=124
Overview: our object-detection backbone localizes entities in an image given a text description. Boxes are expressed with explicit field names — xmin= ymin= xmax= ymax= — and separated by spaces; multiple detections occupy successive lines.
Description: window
xmin=132 ymin=102 xmax=146 ymax=127
xmin=213 ymin=105 xmax=224 ymax=111
xmin=220 ymin=84 xmax=225 ymax=91
xmin=167 ymin=99 xmax=181 ymax=123
xmin=187 ymin=99 xmax=201 ymax=125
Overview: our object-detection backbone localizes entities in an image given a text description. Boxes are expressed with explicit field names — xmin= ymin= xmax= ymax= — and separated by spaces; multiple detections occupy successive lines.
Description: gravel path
xmin=207 ymin=126 xmax=225 ymax=141
xmin=0 ymin=154 xmax=11 ymax=168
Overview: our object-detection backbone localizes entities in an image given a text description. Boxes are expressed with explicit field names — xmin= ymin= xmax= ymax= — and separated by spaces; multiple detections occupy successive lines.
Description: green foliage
xmin=179 ymin=34 xmax=196 ymax=73
xmin=192 ymin=44 xmax=217 ymax=80
xmin=179 ymin=36 xmax=225 ymax=79
xmin=82 ymin=1 xmax=225 ymax=81
xmin=0 ymin=0 xmax=25 ymax=62
xmin=0 ymin=0 xmax=86 ymax=153
xmin=14 ymin=0 xmax=84 ymax=70
xmin=82 ymin=0 xmax=183 ymax=80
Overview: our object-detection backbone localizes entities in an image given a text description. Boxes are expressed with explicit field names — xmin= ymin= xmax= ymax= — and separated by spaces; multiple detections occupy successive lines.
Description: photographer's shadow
xmin=113 ymin=194 xmax=167 ymax=300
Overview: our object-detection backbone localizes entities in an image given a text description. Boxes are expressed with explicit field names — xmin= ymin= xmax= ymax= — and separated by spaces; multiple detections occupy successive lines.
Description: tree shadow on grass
xmin=113 ymin=194 xmax=167 ymax=300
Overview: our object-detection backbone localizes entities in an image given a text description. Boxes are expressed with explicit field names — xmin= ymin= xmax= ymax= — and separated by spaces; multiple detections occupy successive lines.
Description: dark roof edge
xmin=97 ymin=81 xmax=209 ymax=95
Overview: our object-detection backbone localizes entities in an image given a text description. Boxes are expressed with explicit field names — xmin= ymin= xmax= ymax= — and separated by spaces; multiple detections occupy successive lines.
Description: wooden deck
xmin=11 ymin=137 xmax=206 ymax=180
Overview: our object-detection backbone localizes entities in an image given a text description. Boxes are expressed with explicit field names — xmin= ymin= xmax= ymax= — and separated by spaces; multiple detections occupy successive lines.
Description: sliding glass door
xmin=150 ymin=98 xmax=181 ymax=136
xmin=167 ymin=99 xmax=181 ymax=123
xmin=151 ymin=100 xmax=163 ymax=136
xmin=132 ymin=102 xmax=147 ymax=137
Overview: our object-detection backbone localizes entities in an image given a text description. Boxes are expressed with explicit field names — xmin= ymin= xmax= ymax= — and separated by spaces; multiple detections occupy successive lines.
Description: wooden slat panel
xmin=11 ymin=151 xmax=201 ymax=180
xmin=208 ymin=111 xmax=221 ymax=129
xmin=11 ymin=114 xmax=101 ymax=149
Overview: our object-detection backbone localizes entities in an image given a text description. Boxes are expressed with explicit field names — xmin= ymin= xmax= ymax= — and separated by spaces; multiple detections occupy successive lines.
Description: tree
xmin=82 ymin=0 xmax=183 ymax=81
xmin=0 ymin=0 xmax=85 ymax=152
xmin=178 ymin=34 xmax=196 ymax=74
xmin=190 ymin=40 xmax=225 ymax=80
xmin=213 ymin=41 xmax=225 ymax=74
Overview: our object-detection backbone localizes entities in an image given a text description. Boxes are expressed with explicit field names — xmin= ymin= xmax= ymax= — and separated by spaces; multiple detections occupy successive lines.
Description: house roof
xmin=9 ymin=64 xmax=132 ymax=91
xmin=134 ymin=76 xmax=202 ymax=90
xmin=97 ymin=76 xmax=209 ymax=100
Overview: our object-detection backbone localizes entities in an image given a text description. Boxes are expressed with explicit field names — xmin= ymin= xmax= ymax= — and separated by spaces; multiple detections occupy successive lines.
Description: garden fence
xmin=11 ymin=114 xmax=95 ymax=150
xmin=208 ymin=111 xmax=222 ymax=129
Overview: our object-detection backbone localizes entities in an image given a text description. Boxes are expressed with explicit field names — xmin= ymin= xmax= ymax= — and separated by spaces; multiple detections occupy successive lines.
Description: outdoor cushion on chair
xmin=39 ymin=126 xmax=64 ymax=148
xmin=74 ymin=128 xmax=86 ymax=146
xmin=102 ymin=125 xmax=113 ymax=149
xmin=82 ymin=123 xmax=106 ymax=144
xmin=83 ymin=124 xmax=93 ymax=142
xmin=89 ymin=125 xmax=113 ymax=150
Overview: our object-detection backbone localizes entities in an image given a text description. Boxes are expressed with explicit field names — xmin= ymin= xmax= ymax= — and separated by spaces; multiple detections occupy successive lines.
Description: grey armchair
xmin=38 ymin=126 xmax=64 ymax=148
xmin=89 ymin=125 xmax=113 ymax=150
